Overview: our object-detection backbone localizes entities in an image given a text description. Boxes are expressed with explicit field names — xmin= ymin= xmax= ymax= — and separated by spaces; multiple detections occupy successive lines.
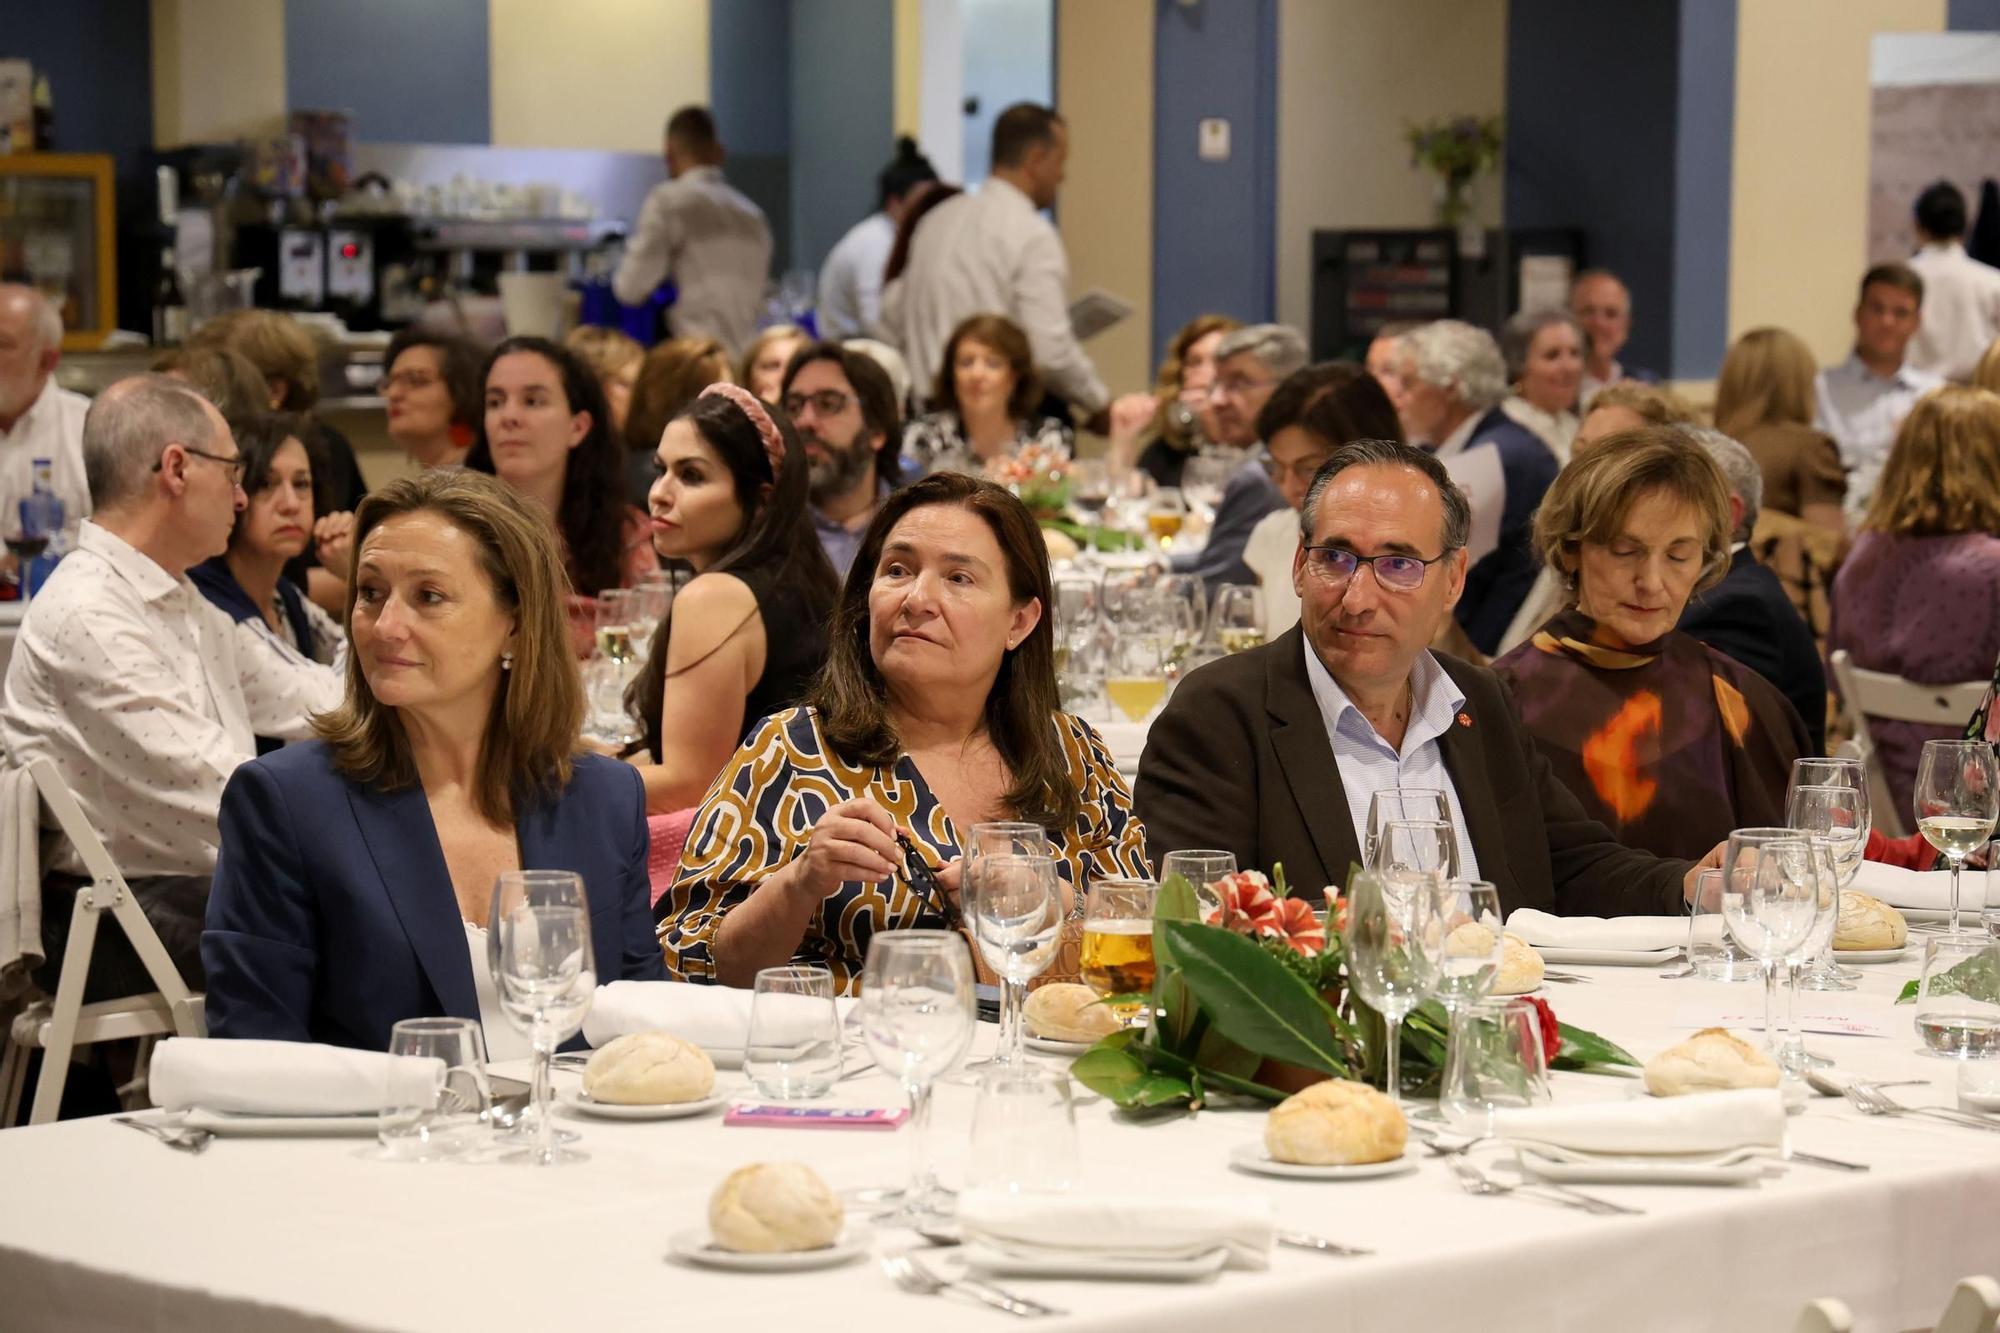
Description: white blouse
xmin=463 ymin=921 xmax=531 ymax=1062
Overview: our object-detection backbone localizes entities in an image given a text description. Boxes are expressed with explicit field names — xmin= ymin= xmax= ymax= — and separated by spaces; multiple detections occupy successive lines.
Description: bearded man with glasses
xmin=1134 ymin=437 xmax=1720 ymax=915
xmin=780 ymin=342 xmax=905 ymax=576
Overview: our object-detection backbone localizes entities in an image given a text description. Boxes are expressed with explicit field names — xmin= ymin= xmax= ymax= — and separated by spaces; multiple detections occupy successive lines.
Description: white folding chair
xmin=1932 ymin=1275 xmax=2000 ymax=1333
xmin=0 ymin=757 xmax=203 ymax=1127
xmin=1791 ymin=1297 xmax=1853 ymax=1333
xmin=1827 ymin=650 xmax=1990 ymax=838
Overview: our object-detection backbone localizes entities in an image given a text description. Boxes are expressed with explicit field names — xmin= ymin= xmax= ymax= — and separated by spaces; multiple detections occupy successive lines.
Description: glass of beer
xmin=1080 ymin=877 xmax=1159 ymax=1028
xmin=1106 ymin=628 xmax=1168 ymax=723
xmin=1147 ymin=487 xmax=1188 ymax=548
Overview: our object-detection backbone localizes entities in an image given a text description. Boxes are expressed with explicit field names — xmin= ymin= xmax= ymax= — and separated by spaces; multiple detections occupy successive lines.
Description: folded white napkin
xmin=958 ymin=1189 xmax=1275 ymax=1271
xmin=1505 ymin=910 xmax=1687 ymax=952
xmin=1848 ymin=862 xmax=1979 ymax=913
xmin=1492 ymin=1088 xmax=1787 ymax=1156
xmin=584 ymin=980 xmax=858 ymax=1050
xmin=149 ymin=1038 xmax=442 ymax=1116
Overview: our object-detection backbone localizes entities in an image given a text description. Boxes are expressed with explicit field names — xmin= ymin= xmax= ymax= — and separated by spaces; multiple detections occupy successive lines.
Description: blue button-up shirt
xmin=1301 ymin=639 xmax=1481 ymax=881
xmin=812 ymin=479 xmax=890 ymax=577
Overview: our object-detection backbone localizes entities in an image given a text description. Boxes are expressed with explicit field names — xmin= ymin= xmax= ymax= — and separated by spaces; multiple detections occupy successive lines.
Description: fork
xmin=1842 ymin=1083 xmax=2000 ymax=1132
xmin=1539 ymin=970 xmax=1592 ymax=984
xmin=1451 ymin=1160 xmax=1641 ymax=1215
xmin=879 ymin=1249 xmax=1063 ymax=1318
xmin=113 ymin=1115 xmax=213 ymax=1154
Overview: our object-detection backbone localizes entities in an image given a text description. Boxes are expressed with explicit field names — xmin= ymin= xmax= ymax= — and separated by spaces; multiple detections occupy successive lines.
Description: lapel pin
xmin=1457 ymin=712 xmax=1472 ymax=728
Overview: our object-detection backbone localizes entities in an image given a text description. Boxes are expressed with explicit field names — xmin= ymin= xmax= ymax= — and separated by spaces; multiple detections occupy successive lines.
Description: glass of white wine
xmin=593 ymin=588 xmax=639 ymax=664
xmin=1914 ymin=739 xmax=2000 ymax=935
xmin=1105 ymin=628 xmax=1168 ymax=723
xmin=1210 ymin=585 xmax=1266 ymax=654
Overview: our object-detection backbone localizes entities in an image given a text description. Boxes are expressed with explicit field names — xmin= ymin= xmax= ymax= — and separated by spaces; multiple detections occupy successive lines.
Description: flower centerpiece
xmin=1071 ymin=866 xmax=1634 ymax=1111
xmin=1404 ymin=114 xmax=1504 ymax=230
xmin=992 ymin=443 xmax=1073 ymax=518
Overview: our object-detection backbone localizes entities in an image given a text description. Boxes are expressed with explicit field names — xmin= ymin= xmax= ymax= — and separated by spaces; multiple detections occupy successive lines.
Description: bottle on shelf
xmin=152 ymin=248 xmax=188 ymax=346
xmin=30 ymin=74 xmax=51 ymax=151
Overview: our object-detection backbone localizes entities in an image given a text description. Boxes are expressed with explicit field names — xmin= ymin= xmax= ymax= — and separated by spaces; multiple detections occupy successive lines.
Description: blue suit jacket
xmin=203 ymin=742 xmax=667 ymax=1052
xmin=1454 ymin=406 xmax=1560 ymax=656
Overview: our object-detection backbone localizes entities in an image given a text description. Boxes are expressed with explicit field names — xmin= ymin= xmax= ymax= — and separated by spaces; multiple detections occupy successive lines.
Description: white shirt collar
xmin=0 ymin=376 xmax=57 ymax=442
xmin=77 ymin=519 xmax=183 ymax=604
xmin=1835 ymin=352 xmax=1923 ymax=391
xmin=1300 ymin=637 xmax=1468 ymax=758
xmin=1430 ymin=408 xmax=1484 ymax=459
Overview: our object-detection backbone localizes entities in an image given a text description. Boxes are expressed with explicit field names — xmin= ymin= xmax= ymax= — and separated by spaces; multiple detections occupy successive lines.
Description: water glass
xmin=1776 ymin=838 xmax=1841 ymax=1074
xmin=378 ymin=1017 xmax=489 ymax=1162
xmin=1786 ymin=782 xmax=1867 ymax=992
xmin=491 ymin=870 xmax=597 ymax=1166
xmin=1433 ymin=879 xmax=1504 ymax=1014
xmin=1914 ymin=934 xmax=2000 ymax=1059
xmin=1162 ymin=849 xmax=1236 ymax=921
xmin=1720 ymin=829 xmax=1821 ymax=1057
xmin=1440 ymin=997 xmax=1552 ymax=1136
xmin=1342 ymin=868 xmax=1441 ymax=1103
xmin=583 ymin=655 xmax=644 ymax=748
xmin=1372 ymin=818 xmax=1454 ymax=884
xmin=1080 ymin=878 xmax=1159 ymax=1028
xmin=1914 ymin=739 xmax=2000 ymax=934
xmin=1687 ymin=869 xmax=1756 ymax=981
xmin=965 ymin=854 xmax=1065 ymax=1068
xmin=744 ymin=965 xmax=843 ymax=1098
xmin=1365 ymin=789 xmax=1455 ymax=874
xmin=860 ymin=930 xmax=977 ymax=1225
xmin=965 ymin=1067 xmax=1078 ymax=1195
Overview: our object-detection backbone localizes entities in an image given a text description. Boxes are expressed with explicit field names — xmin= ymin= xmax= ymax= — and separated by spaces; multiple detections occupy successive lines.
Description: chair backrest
xmin=1792 ymin=1298 xmax=1853 ymax=1333
xmin=1828 ymin=650 xmax=1991 ymax=838
xmin=1934 ymin=1276 xmax=2000 ymax=1333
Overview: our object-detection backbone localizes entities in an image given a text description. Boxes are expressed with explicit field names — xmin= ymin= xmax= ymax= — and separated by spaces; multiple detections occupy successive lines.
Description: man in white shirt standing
xmin=890 ymin=103 xmax=1112 ymax=433
xmin=0 ymin=283 xmax=91 ymax=553
xmin=2 ymin=375 xmax=340 ymax=998
xmin=1905 ymin=181 xmax=2000 ymax=383
xmin=613 ymin=106 xmax=773 ymax=358
xmin=818 ymin=137 xmax=937 ymax=340
xmin=1815 ymin=263 xmax=1944 ymax=521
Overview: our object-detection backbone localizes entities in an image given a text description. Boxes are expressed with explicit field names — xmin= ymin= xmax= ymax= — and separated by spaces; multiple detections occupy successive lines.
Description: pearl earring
xmin=500 ymin=650 xmax=514 ymax=671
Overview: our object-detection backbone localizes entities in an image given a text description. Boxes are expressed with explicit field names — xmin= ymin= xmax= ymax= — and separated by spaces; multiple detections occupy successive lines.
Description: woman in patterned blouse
xmin=902 ymin=314 xmax=1073 ymax=478
xmin=661 ymin=472 xmax=1150 ymax=992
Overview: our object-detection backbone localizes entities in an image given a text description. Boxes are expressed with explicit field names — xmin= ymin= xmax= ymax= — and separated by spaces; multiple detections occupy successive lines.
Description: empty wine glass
xmin=1786 ymin=783 xmax=1865 ymax=993
xmin=1210 ymin=585 xmax=1266 ymax=653
xmin=1342 ymin=868 xmax=1441 ymax=1104
xmin=859 ymin=930 xmax=976 ymax=1226
xmin=491 ymin=870 xmax=596 ymax=1166
xmin=1162 ymin=849 xmax=1236 ymax=921
xmin=1157 ymin=574 xmax=1207 ymax=679
xmin=1364 ymin=788 xmax=1456 ymax=874
xmin=1720 ymin=830 xmax=1821 ymax=1059
xmin=1371 ymin=817 xmax=1454 ymax=886
xmin=1433 ymin=879 xmax=1505 ymax=1015
xmin=965 ymin=853 xmax=1064 ymax=1070
xmin=1915 ymin=739 xmax=2000 ymax=934
xmin=1775 ymin=838 xmax=1841 ymax=1075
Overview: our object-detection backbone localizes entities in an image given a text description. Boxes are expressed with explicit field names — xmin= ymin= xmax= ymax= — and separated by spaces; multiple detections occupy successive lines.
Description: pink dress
xmin=564 ymin=507 xmax=661 ymax=658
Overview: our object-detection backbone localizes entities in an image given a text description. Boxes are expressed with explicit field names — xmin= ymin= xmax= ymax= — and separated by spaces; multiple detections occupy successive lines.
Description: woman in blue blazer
xmin=205 ymin=469 xmax=666 ymax=1054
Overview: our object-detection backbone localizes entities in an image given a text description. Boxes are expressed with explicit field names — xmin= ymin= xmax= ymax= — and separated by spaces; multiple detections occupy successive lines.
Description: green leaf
xmin=1070 ymin=1042 xmax=1149 ymax=1106
xmin=1193 ymin=1027 xmax=1265 ymax=1081
xmin=1897 ymin=979 xmax=1919 ymax=1005
xmin=1553 ymin=1021 xmax=1639 ymax=1070
xmin=1155 ymin=872 xmax=1199 ymax=926
xmin=1131 ymin=1072 xmax=1195 ymax=1108
xmin=1159 ymin=920 xmax=1347 ymax=1073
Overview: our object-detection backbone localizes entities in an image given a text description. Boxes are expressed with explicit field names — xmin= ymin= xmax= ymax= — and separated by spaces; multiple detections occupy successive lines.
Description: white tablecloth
xmin=4 ymin=960 xmax=2000 ymax=1331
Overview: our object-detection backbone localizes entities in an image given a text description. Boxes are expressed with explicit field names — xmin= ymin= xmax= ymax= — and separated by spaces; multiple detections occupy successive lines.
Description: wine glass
xmin=1210 ymin=585 xmax=1266 ymax=653
xmin=1157 ymin=574 xmax=1207 ymax=677
xmin=1914 ymin=739 xmax=2000 ymax=934
xmin=1774 ymin=838 xmax=1841 ymax=1075
xmin=858 ymin=930 xmax=976 ymax=1225
xmin=1342 ymin=869 xmax=1441 ymax=1104
xmin=1069 ymin=457 xmax=1110 ymax=519
xmin=1719 ymin=829 xmax=1821 ymax=1058
xmin=1364 ymin=788 xmax=1456 ymax=874
xmin=965 ymin=853 xmax=1064 ymax=1069
xmin=627 ymin=580 xmax=671 ymax=649
xmin=1052 ymin=573 xmax=1104 ymax=713
xmin=592 ymin=589 xmax=639 ymax=664
xmin=490 ymin=870 xmax=596 ymax=1166
xmin=1105 ymin=627 xmax=1169 ymax=723
xmin=1786 ymin=783 xmax=1866 ymax=993
xmin=1162 ymin=849 xmax=1236 ymax=921
xmin=1433 ymin=879 xmax=1505 ymax=1016
xmin=1080 ymin=878 xmax=1159 ymax=1028
xmin=1371 ymin=817 xmax=1454 ymax=885
xmin=1147 ymin=486 xmax=1188 ymax=550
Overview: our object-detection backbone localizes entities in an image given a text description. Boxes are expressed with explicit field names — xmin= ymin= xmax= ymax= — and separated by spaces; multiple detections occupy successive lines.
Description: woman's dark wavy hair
xmin=628 ymin=390 xmax=840 ymax=759
xmin=808 ymin=472 xmax=1075 ymax=831
xmin=226 ymin=410 xmax=324 ymax=549
xmin=465 ymin=336 xmax=631 ymax=599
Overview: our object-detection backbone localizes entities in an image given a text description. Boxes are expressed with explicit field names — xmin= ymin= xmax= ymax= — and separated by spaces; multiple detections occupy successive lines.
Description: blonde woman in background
xmin=1975 ymin=337 xmax=2000 ymax=393
xmin=1110 ymin=313 xmax=1242 ymax=489
xmin=740 ymin=324 xmax=808 ymax=404
xmin=1713 ymin=326 xmax=1846 ymax=540
xmin=566 ymin=325 xmax=645 ymax=438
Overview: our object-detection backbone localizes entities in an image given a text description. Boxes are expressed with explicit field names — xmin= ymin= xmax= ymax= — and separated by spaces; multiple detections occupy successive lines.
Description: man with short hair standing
xmin=1815 ymin=262 xmax=1943 ymax=520
xmin=781 ymin=342 xmax=903 ymax=575
xmin=819 ymin=139 xmax=938 ymax=340
xmin=1906 ymin=181 xmax=2000 ymax=383
xmin=1569 ymin=269 xmax=1658 ymax=408
xmin=0 ymin=283 xmax=90 ymax=553
xmin=614 ymin=105 xmax=773 ymax=357
xmin=1 ymin=375 xmax=340 ymax=996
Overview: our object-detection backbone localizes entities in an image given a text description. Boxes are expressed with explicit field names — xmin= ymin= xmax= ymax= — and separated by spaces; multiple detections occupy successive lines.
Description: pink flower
xmin=1202 ymin=871 xmax=1277 ymax=934
xmin=1266 ymin=896 xmax=1327 ymax=955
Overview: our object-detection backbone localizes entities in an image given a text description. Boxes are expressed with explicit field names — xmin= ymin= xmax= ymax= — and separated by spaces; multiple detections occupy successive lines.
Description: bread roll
xmin=1642 ymin=1027 xmax=1780 ymax=1097
xmin=1023 ymin=982 xmax=1121 ymax=1044
xmin=582 ymin=1031 xmax=716 ymax=1105
xmin=709 ymin=1162 xmax=844 ymax=1253
xmin=1833 ymin=891 xmax=1907 ymax=951
xmin=1491 ymin=932 xmax=1546 ymax=995
xmin=1264 ymin=1078 xmax=1408 ymax=1165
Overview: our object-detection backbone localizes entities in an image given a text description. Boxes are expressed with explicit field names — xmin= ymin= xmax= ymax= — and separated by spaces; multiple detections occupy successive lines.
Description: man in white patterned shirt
xmin=2 ymin=375 xmax=341 ymax=997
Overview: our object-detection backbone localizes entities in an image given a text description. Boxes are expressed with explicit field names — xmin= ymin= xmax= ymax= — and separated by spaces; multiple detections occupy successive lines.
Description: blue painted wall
xmin=711 ymin=0 xmax=792 ymax=272
xmin=1150 ymin=0 xmax=1277 ymax=358
xmin=284 ymin=0 xmax=490 ymax=144
xmin=1670 ymin=0 xmax=1736 ymax=379
xmin=1949 ymin=0 xmax=2000 ymax=29
xmin=790 ymin=0 xmax=896 ymax=276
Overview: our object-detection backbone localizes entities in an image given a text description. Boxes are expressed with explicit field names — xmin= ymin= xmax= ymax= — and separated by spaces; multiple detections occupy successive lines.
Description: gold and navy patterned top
xmin=660 ymin=706 xmax=1152 ymax=994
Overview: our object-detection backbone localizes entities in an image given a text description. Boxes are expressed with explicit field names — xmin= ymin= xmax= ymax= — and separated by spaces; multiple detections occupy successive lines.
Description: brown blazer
xmin=1133 ymin=626 xmax=1690 ymax=916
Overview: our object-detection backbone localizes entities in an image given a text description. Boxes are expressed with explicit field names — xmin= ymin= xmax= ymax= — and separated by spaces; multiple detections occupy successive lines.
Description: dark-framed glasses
xmin=1302 ymin=543 xmax=1449 ymax=591
xmin=153 ymin=446 xmax=248 ymax=485
xmin=783 ymin=388 xmax=855 ymax=419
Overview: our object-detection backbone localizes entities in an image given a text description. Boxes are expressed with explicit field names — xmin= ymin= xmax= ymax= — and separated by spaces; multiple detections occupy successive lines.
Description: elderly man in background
xmin=1677 ymin=426 xmax=1828 ymax=753
xmin=1135 ymin=437 xmax=1713 ymax=913
xmin=1905 ymin=181 xmax=2000 ymax=383
xmin=1 ymin=376 xmax=340 ymax=998
xmin=613 ymin=106 xmax=773 ymax=357
xmin=781 ymin=341 xmax=904 ymax=575
xmin=0 ymin=283 xmax=91 ymax=553
xmin=1570 ymin=269 xmax=1658 ymax=406
xmin=1394 ymin=320 xmax=1558 ymax=656
xmin=1169 ymin=323 xmax=1298 ymax=591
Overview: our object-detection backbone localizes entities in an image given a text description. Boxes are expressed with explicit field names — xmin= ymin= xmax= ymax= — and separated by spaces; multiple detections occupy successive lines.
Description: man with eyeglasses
xmin=779 ymin=342 xmax=904 ymax=575
xmin=1168 ymin=324 xmax=1298 ymax=592
xmin=1 ymin=375 xmax=341 ymax=1002
xmin=1136 ymin=438 xmax=1718 ymax=916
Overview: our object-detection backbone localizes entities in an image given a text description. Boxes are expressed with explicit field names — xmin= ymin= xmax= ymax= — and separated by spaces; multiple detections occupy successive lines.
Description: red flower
xmin=1266 ymin=896 xmax=1327 ymax=955
xmin=1523 ymin=995 xmax=1561 ymax=1065
xmin=1202 ymin=871 xmax=1278 ymax=934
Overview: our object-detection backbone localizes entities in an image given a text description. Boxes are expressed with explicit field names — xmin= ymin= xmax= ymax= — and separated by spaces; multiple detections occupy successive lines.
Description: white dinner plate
xmin=1957 ymin=1089 xmax=2000 ymax=1115
xmin=1535 ymin=946 xmax=1680 ymax=966
xmin=1513 ymin=1144 xmax=1769 ymax=1186
xmin=962 ymin=1242 xmax=1228 ymax=1281
xmin=1898 ymin=909 xmax=1953 ymax=925
xmin=1024 ymin=1035 xmax=1095 ymax=1057
xmin=559 ymin=1090 xmax=729 ymax=1121
xmin=1831 ymin=946 xmax=1910 ymax=964
xmin=1226 ymin=1142 xmax=1418 ymax=1180
xmin=178 ymin=1108 xmax=379 ymax=1137
xmin=666 ymin=1223 xmax=871 ymax=1272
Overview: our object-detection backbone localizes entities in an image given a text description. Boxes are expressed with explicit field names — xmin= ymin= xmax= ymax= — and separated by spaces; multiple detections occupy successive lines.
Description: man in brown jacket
xmin=1135 ymin=438 xmax=1719 ymax=913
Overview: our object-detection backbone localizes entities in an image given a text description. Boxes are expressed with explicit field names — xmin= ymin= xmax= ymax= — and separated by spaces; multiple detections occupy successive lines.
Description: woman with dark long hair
xmin=465 ymin=335 xmax=659 ymax=655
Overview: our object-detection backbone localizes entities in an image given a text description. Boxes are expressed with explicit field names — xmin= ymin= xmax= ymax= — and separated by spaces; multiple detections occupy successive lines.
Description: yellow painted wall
xmin=1055 ymin=0 xmax=1155 ymax=409
xmin=150 ymin=0 xmax=287 ymax=146
xmin=489 ymin=0 xmax=710 ymax=152
xmin=894 ymin=0 xmax=923 ymax=140
xmin=1274 ymin=0 xmax=1508 ymax=334
xmin=1729 ymin=0 xmax=1945 ymax=364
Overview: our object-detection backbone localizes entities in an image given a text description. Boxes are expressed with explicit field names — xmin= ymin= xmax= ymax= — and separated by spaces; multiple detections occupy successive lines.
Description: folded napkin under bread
xmin=582 ymin=980 xmax=857 ymax=1051
xmin=150 ymin=1038 xmax=442 ymax=1116
xmin=1848 ymin=862 xmax=1972 ymax=913
xmin=957 ymin=1189 xmax=1275 ymax=1270
xmin=1491 ymin=1088 xmax=1787 ymax=1156
xmin=1505 ymin=910 xmax=1687 ymax=953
